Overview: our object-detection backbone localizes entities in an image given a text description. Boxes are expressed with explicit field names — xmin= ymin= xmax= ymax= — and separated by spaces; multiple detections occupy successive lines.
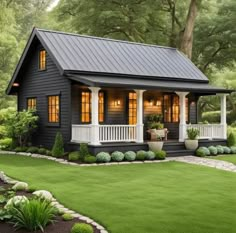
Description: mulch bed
xmin=0 ymin=180 xmax=100 ymax=233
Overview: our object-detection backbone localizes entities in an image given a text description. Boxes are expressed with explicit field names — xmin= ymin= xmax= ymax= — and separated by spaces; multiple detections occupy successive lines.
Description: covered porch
xmin=69 ymin=75 xmax=230 ymax=146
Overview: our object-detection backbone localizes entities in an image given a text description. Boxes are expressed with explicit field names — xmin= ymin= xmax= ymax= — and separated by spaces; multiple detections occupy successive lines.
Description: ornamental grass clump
xmin=111 ymin=151 xmax=124 ymax=162
xmin=186 ymin=128 xmax=199 ymax=140
xmin=124 ymin=151 xmax=136 ymax=161
xmin=208 ymin=146 xmax=218 ymax=156
xmin=136 ymin=150 xmax=146 ymax=161
xmin=71 ymin=223 xmax=93 ymax=233
xmin=52 ymin=132 xmax=64 ymax=157
xmin=96 ymin=152 xmax=111 ymax=163
xmin=145 ymin=151 xmax=155 ymax=160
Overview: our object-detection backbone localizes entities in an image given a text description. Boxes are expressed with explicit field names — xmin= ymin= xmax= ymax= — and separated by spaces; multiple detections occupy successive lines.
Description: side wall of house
xmin=18 ymin=41 xmax=71 ymax=149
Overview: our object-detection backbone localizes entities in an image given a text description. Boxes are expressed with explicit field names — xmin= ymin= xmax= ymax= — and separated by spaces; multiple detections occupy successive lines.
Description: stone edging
xmin=0 ymin=171 xmax=108 ymax=233
xmin=0 ymin=150 xmax=169 ymax=167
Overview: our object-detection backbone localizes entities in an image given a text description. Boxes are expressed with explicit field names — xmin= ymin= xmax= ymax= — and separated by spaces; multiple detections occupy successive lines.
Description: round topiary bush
xmin=223 ymin=146 xmax=231 ymax=154
xmin=84 ymin=155 xmax=97 ymax=163
xmin=208 ymin=146 xmax=218 ymax=156
xmin=27 ymin=146 xmax=39 ymax=154
xmin=71 ymin=223 xmax=93 ymax=233
xmin=68 ymin=151 xmax=80 ymax=161
xmin=136 ymin=150 xmax=146 ymax=161
xmin=124 ymin=151 xmax=136 ymax=161
xmin=227 ymin=132 xmax=236 ymax=147
xmin=62 ymin=213 xmax=74 ymax=221
xmin=155 ymin=150 xmax=166 ymax=160
xmin=38 ymin=148 xmax=47 ymax=155
xmin=111 ymin=151 xmax=124 ymax=162
xmin=196 ymin=148 xmax=205 ymax=157
xmin=230 ymin=146 xmax=236 ymax=154
xmin=145 ymin=151 xmax=155 ymax=160
xmin=216 ymin=145 xmax=224 ymax=154
xmin=201 ymin=147 xmax=210 ymax=156
xmin=96 ymin=152 xmax=111 ymax=163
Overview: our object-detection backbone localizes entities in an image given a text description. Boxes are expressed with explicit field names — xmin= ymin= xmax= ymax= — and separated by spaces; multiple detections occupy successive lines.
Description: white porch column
xmin=88 ymin=87 xmax=101 ymax=145
xmin=219 ymin=94 xmax=228 ymax=139
xmin=135 ymin=89 xmax=145 ymax=143
xmin=176 ymin=92 xmax=189 ymax=142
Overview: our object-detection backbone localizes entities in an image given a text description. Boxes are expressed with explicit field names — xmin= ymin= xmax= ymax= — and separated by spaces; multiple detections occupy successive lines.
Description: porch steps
xmin=166 ymin=149 xmax=195 ymax=157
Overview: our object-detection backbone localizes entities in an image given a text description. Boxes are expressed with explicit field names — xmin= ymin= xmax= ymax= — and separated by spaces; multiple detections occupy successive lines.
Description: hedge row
xmin=196 ymin=145 xmax=236 ymax=157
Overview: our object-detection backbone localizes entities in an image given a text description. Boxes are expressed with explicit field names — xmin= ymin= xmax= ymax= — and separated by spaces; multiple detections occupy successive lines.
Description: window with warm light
xmin=81 ymin=92 xmax=91 ymax=123
xmin=156 ymin=97 xmax=162 ymax=114
xmin=27 ymin=98 xmax=36 ymax=110
xmin=185 ymin=98 xmax=189 ymax=122
xmin=164 ymin=95 xmax=171 ymax=122
xmin=39 ymin=50 xmax=46 ymax=70
xmin=172 ymin=95 xmax=179 ymax=122
xmin=99 ymin=92 xmax=104 ymax=123
xmin=48 ymin=95 xmax=60 ymax=123
xmin=128 ymin=92 xmax=137 ymax=125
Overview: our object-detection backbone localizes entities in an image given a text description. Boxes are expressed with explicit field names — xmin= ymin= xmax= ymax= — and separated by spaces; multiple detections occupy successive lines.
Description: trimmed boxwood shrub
xmin=84 ymin=155 xmax=97 ymax=163
xmin=96 ymin=152 xmax=111 ymax=163
xmin=136 ymin=150 xmax=146 ymax=161
xmin=68 ymin=151 xmax=80 ymax=161
xmin=145 ymin=151 xmax=155 ymax=160
xmin=27 ymin=146 xmax=39 ymax=153
xmin=227 ymin=132 xmax=236 ymax=147
xmin=52 ymin=132 xmax=64 ymax=157
xmin=46 ymin=150 xmax=52 ymax=156
xmin=223 ymin=146 xmax=231 ymax=154
xmin=196 ymin=147 xmax=206 ymax=157
xmin=155 ymin=150 xmax=166 ymax=160
xmin=201 ymin=147 xmax=210 ymax=156
xmin=71 ymin=223 xmax=93 ymax=233
xmin=15 ymin=146 xmax=28 ymax=152
xmin=208 ymin=146 xmax=218 ymax=156
xmin=111 ymin=151 xmax=124 ymax=162
xmin=216 ymin=145 xmax=224 ymax=154
xmin=124 ymin=151 xmax=136 ymax=161
xmin=230 ymin=146 xmax=236 ymax=154
xmin=38 ymin=148 xmax=47 ymax=155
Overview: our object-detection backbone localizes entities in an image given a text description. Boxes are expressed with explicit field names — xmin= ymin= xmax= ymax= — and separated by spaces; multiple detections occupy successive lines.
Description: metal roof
xmin=36 ymin=28 xmax=209 ymax=82
xmin=68 ymin=74 xmax=233 ymax=94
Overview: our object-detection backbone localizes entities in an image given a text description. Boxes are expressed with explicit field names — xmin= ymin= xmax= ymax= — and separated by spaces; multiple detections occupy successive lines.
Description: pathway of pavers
xmin=167 ymin=156 xmax=236 ymax=172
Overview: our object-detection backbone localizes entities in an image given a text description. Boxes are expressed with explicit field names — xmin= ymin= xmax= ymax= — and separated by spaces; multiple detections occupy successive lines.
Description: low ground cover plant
xmin=62 ymin=213 xmax=74 ymax=221
xmin=71 ymin=223 xmax=93 ymax=233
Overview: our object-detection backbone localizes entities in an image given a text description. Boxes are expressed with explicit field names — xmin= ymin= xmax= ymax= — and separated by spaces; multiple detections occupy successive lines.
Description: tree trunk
xmin=180 ymin=0 xmax=198 ymax=59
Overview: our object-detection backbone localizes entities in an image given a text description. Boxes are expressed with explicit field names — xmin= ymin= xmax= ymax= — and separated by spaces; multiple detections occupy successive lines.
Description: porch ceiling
xmin=68 ymin=74 xmax=233 ymax=94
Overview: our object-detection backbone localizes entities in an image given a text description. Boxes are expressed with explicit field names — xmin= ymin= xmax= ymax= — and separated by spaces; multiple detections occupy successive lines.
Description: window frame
xmin=98 ymin=91 xmax=105 ymax=123
xmin=47 ymin=95 xmax=60 ymax=127
xmin=39 ymin=49 xmax=47 ymax=71
xmin=27 ymin=97 xmax=37 ymax=110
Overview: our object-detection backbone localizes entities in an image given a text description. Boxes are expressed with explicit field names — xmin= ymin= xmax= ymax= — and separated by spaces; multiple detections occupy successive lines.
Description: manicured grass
xmin=0 ymin=155 xmax=236 ymax=233
xmin=212 ymin=154 xmax=236 ymax=165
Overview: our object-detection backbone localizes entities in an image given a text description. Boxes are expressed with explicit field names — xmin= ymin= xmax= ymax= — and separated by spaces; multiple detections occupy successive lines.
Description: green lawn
xmin=0 ymin=155 xmax=236 ymax=233
xmin=212 ymin=154 xmax=236 ymax=165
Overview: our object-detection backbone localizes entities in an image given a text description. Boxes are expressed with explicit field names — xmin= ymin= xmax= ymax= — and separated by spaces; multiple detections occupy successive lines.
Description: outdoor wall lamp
xmin=115 ymin=99 xmax=121 ymax=106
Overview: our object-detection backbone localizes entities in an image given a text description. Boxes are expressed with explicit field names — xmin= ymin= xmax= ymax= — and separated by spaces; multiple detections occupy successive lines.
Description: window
xmin=156 ymin=96 xmax=162 ymax=114
xmin=39 ymin=50 xmax=46 ymax=70
xmin=48 ymin=96 xmax=60 ymax=123
xmin=128 ymin=92 xmax=137 ymax=125
xmin=172 ymin=96 xmax=179 ymax=122
xmin=99 ymin=92 xmax=104 ymax=123
xmin=163 ymin=95 xmax=171 ymax=122
xmin=27 ymin=98 xmax=36 ymax=110
xmin=185 ymin=98 xmax=189 ymax=122
xmin=81 ymin=92 xmax=91 ymax=123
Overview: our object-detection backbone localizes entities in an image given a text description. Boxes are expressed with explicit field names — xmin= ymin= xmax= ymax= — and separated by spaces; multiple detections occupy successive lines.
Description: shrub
xmin=196 ymin=147 xmax=210 ymax=157
xmin=124 ymin=151 xmax=136 ymax=161
xmin=0 ymin=138 xmax=12 ymax=149
xmin=230 ymin=146 xmax=236 ymax=154
xmin=9 ymin=198 xmax=57 ymax=232
xmin=201 ymin=147 xmax=210 ymax=156
xmin=223 ymin=146 xmax=231 ymax=154
xmin=111 ymin=151 xmax=124 ymax=162
xmin=145 ymin=151 xmax=155 ymax=160
xmin=68 ymin=152 xmax=80 ymax=161
xmin=27 ymin=146 xmax=39 ymax=154
xmin=5 ymin=196 xmax=28 ymax=209
xmin=216 ymin=145 xmax=224 ymax=154
xmin=52 ymin=132 xmax=64 ymax=157
xmin=38 ymin=148 xmax=47 ymax=155
xmin=62 ymin=213 xmax=74 ymax=221
xmin=96 ymin=152 xmax=111 ymax=163
xmin=186 ymin=128 xmax=199 ymax=140
xmin=79 ymin=143 xmax=89 ymax=161
xmin=208 ymin=146 xmax=218 ymax=156
xmin=227 ymin=132 xmax=236 ymax=147
xmin=136 ymin=150 xmax=146 ymax=160
xmin=71 ymin=223 xmax=93 ymax=233
xmin=155 ymin=150 xmax=166 ymax=160
xmin=46 ymin=150 xmax=52 ymax=156
xmin=15 ymin=146 xmax=28 ymax=152
xmin=32 ymin=190 xmax=53 ymax=201
xmin=84 ymin=155 xmax=97 ymax=163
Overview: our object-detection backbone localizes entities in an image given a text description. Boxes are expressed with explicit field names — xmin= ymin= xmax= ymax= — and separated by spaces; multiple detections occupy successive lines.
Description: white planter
xmin=185 ymin=139 xmax=198 ymax=150
xmin=147 ymin=141 xmax=164 ymax=151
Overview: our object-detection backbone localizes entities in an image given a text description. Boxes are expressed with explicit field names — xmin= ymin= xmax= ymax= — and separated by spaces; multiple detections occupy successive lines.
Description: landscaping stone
xmin=12 ymin=181 xmax=28 ymax=190
xmin=33 ymin=190 xmax=53 ymax=201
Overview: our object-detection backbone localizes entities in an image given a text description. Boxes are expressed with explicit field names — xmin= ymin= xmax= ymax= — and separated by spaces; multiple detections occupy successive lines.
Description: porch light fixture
xmin=149 ymin=99 xmax=154 ymax=106
xmin=13 ymin=83 xmax=19 ymax=87
xmin=115 ymin=99 xmax=121 ymax=106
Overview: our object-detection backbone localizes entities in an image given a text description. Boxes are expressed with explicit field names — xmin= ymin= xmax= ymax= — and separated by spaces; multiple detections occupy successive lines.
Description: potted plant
xmin=147 ymin=134 xmax=164 ymax=151
xmin=185 ymin=128 xmax=200 ymax=150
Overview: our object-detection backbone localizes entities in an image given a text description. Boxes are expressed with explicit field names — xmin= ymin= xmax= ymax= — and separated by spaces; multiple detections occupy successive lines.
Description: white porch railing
xmin=186 ymin=124 xmax=225 ymax=139
xmin=71 ymin=124 xmax=136 ymax=143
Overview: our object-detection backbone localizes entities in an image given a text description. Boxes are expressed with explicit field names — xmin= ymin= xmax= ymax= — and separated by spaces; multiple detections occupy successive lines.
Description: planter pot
xmin=147 ymin=141 xmax=164 ymax=151
xmin=185 ymin=139 xmax=198 ymax=150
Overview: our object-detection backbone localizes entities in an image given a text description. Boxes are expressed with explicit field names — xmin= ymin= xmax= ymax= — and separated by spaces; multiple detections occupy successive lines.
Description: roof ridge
xmin=35 ymin=28 xmax=176 ymax=50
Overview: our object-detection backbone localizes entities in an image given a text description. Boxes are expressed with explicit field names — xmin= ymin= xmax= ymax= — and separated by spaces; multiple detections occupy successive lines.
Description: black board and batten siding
xmin=18 ymin=42 xmax=71 ymax=149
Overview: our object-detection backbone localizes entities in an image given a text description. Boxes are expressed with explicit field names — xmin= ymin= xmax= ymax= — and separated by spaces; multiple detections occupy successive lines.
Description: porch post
xmin=88 ymin=87 xmax=101 ymax=145
xmin=176 ymin=92 xmax=189 ymax=142
xmin=135 ymin=89 xmax=145 ymax=143
xmin=219 ymin=94 xmax=228 ymax=139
